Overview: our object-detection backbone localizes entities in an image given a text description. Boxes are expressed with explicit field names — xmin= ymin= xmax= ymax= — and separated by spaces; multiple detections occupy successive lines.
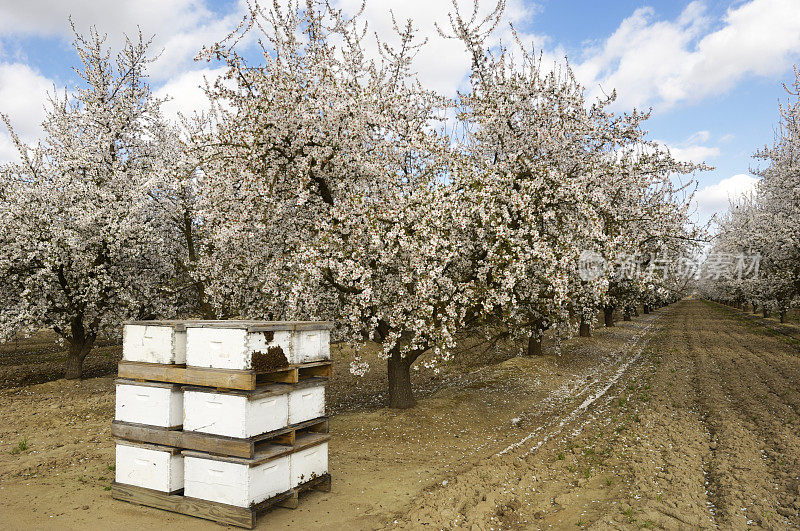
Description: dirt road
xmin=396 ymin=300 xmax=800 ymax=529
xmin=2 ymin=300 xmax=799 ymax=529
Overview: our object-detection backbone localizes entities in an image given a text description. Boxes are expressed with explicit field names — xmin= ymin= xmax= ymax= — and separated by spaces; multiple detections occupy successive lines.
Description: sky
xmin=1 ymin=0 xmax=799 ymax=226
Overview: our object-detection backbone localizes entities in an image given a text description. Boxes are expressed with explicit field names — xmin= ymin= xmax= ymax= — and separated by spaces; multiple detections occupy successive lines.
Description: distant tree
xmin=148 ymin=115 xmax=218 ymax=320
xmin=705 ymin=68 xmax=800 ymax=318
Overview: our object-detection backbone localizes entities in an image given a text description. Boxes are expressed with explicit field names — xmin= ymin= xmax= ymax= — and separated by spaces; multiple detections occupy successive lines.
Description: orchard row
xmin=0 ymin=2 xmax=701 ymax=407
xmin=704 ymin=68 xmax=800 ymax=320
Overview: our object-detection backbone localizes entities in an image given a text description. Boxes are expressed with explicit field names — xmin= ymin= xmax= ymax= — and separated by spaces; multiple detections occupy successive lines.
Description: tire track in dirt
xmin=391 ymin=313 xmax=668 ymax=529
xmin=589 ymin=304 xmax=718 ymax=529
xmin=498 ymin=318 xmax=661 ymax=458
xmin=699 ymin=305 xmax=800 ymax=525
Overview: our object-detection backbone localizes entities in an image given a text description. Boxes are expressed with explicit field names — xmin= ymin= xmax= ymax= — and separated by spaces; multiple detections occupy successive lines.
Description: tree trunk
xmin=526 ymin=332 xmax=543 ymax=356
xmin=633 ymin=306 xmax=639 ymax=317
xmin=780 ymin=310 xmax=787 ymax=323
xmin=753 ymin=304 xmax=759 ymax=314
xmin=65 ymin=339 xmax=93 ymax=380
xmin=623 ymin=308 xmax=632 ymax=321
xmin=579 ymin=321 xmax=591 ymax=337
xmin=762 ymin=308 xmax=770 ymax=318
xmin=643 ymin=305 xmax=650 ymax=314
xmin=387 ymin=351 xmax=416 ymax=409
xmin=604 ymin=306 xmax=615 ymax=327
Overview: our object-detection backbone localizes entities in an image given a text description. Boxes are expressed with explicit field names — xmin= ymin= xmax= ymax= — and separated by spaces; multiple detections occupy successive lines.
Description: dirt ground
xmin=1 ymin=300 xmax=799 ymax=529
xmin=0 ymin=330 xmax=121 ymax=388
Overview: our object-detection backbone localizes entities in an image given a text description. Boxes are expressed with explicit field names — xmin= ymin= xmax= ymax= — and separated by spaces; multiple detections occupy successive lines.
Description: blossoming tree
xmin=442 ymin=0 xmax=701 ymax=345
xmin=196 ymin=1 xmax=467 ymax=407
xmin=0 ymin=27 xmax=176 ymax=378
xmin=706 ymin=69 xmax=800 ymax=318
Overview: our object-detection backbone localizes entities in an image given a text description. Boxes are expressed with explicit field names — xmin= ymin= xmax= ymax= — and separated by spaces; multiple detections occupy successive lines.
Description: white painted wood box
xmin=115 ymin=379 xmax=183 ymax=428
xmin=183 ymin=384 xmax=291 ymax=438
xmin=289 ymin=381 xmax=326 ymax=425
xmin=122 ymin=321 xmax=189 ymax=364
xmin=115 ymin=441 xmax=184 ymax=493
xmin=290 ymin=441 xmax=329 ymax=488
xmin=183 ymin=453 xmax=291 ymax=507
xmin=185 ymin=321 xmax=332 ymax=370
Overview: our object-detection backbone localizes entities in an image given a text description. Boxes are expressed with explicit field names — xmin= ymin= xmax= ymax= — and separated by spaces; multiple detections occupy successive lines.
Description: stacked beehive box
xmin=111 ymin=320 xmax=332 ymax=529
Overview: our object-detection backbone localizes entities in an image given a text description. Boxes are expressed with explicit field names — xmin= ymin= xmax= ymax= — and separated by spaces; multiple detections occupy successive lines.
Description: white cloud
xmin=693 ymin=173 xmax=759 ymax=221
xmin=156 ymin=67 xmax=226 ymax=121
xmin=0 ymin=129 xmax=19 ymax=162
xmin=0 ymin=1 xmax=204 ymax=39
xmin=0 ymin=1 xmax=211 ymax=37
xmin=0 ymin=62 xmax=54 ymax=163
xmin=658 ymin=130 xmax=719 ymax=164
xmin=0 ymin=0 xmax=246 ymax=81
xmin=575 ymin=0 xmax=800 ymax=110
xmin=670 ymin=144 xmax=720 ymax=164
xmin=0 ymin=1 xmax=244 ymax=161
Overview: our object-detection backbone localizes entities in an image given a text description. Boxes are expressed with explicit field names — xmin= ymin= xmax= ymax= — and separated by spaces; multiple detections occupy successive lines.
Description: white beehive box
xmin=116 ymin=441 xmax=183 ymax=493
xmin=115 ymin=379 xmax=183 ymax=428
xmin=123 ymin=321 xmax=189 ymax=364
xmin=290 ymin=441 xmax=328 ymax=488
xmin=183 ymin=453 xmax=291 ymax=507
xmin=293 ymin=327 xmax=331 ymax=364
xmin=185 ymin=321 xmax=332 ymax=370
xmin=183 ymin=384 xmax=290 ymax=438
xmin=288 ymin=382 xmax=326 ymax=425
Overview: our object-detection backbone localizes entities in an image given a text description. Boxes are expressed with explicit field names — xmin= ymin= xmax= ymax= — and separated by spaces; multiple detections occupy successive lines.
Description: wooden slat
xmin=274 ymin=492 xmax=299 ymax=509
xmin=309 ymin=473 xmax=332 ymax=493
xmin=291 ymin=360 xmax=331 ymax=369
xmin=118 ymin=361 xmax=188 ymax=385
xmin=182 ymin=433 xmax=330 ymax=466
xmin=114 ymin=439 xmax=181 ymax=454
xmin=261 ymin=368 xmax=299 ymax=384
xmin=112 ymin=422 xmax=183 ymax=448
xmin=300 ymin=364 xmax=332 ymax=379
xmin=111 ymin=482 xmax=255 ymax=529
xmin=118 ymin=361 xmax=330 ymax=390
xmin=253 ymin=417 xmax=328 ymax=441
xmin=180 ymin=430 xmax=254 ymax=457
xmin=183 ymin=367 xmax=257 ymax=389
xmin=113 ymin=421 xmax=253 ymax=458
xmin=111 ymin=474 xmax=331 ymax=527
xmin=271 ymin=431 xmax=296 ymax=446
xmin=112 ymin=417 xmax=329 ymax=459
xmin=251 ymin=474 xmax=332 ymax=512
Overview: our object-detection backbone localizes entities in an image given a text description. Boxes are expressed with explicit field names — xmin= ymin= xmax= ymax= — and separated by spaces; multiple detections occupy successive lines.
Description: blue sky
xmin=1 ymin=0 xmax=799 ymax=224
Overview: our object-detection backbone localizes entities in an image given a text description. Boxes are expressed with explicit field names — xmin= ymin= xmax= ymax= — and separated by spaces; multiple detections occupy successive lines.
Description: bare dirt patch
xmin=0 ymin=312 xmax=646 ymax=529
xmin=3 ymin=302 xmax=796 ymax=529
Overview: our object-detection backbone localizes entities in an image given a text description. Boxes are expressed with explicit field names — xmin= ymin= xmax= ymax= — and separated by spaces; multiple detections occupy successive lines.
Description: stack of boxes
xmin=112 ymin=320 xmax=332 ymax=527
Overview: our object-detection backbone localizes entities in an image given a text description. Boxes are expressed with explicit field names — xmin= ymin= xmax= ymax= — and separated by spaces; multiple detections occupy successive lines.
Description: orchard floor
xmin=2 ymin=300 xmax=800 ymax=529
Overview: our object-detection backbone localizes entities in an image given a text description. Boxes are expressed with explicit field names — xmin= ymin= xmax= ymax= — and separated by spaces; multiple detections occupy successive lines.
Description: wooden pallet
xmin=111 ymin=473 xmax=331 ymax=528
xmin=112 ymin=417 xmax=329 ymax=459
xmin=117 ymin=360 xmax=332 ymax=390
